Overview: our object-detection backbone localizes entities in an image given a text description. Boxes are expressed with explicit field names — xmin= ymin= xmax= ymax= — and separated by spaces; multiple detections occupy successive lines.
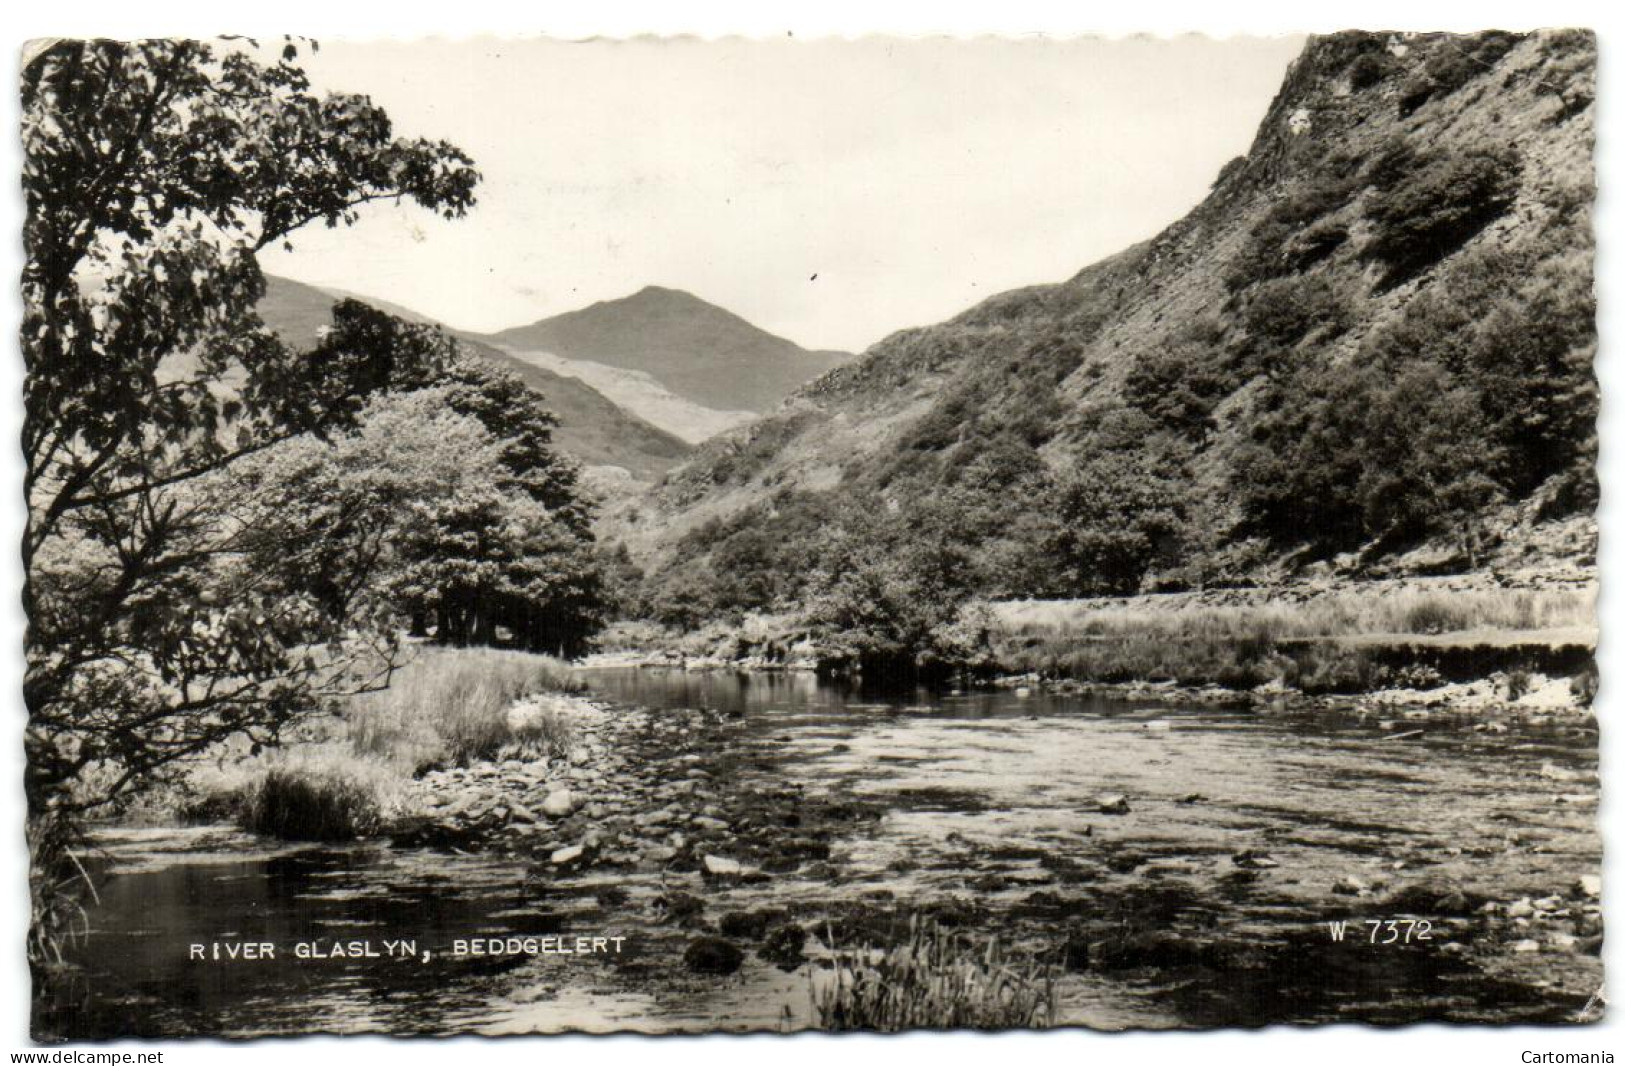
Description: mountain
xmin=491 ymin=348 xmax=758 ymax=445
xmin=620 ymin=30 xmax=1597 ymax=616
xmin=255 ymin=275 xmax=693 ymax=483
xmin=481 ymin=286 xmax=851 ymax=414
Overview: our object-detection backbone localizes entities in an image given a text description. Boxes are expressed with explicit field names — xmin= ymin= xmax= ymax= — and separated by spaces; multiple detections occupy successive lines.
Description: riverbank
xmin=588 ymin=570 xmax=1598 ymax=720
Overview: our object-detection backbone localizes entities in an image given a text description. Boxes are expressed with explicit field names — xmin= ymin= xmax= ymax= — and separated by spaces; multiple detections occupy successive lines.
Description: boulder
xmin=683 ymin=937 xmax=744 ymax=976
xmin=1096 ymin=794 xmax=1131 ymax=815
xmin=541 ymin=790 xmax=576 ymax=818
xmin=702 ymin=854 xmax=748 ymax=878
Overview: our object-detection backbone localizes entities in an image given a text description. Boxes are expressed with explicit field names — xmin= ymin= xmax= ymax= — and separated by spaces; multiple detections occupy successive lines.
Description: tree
xmin=22 ymin=39 xmax=478 ymax=834
xmin=1050 ymin=448 xmax=1186 ymax=595
xmin=407 ymin=354 xmax=603 ymax=655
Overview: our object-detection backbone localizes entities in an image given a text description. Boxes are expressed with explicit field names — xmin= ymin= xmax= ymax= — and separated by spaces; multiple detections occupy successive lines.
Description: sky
xmin=261 ymin=35 xmax=1307 ymax=354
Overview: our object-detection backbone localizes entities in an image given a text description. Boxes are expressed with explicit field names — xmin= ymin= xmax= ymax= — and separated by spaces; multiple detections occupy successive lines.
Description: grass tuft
xmin=810 ymin=915 xmax=1056 ymax=1031
xmin=27 ymin=812 xmax=98 ymax=968
xmin=347 ymin=647 xmax=579 ymax=772
xmin=236 ymin=754 xmax=397 ymax=841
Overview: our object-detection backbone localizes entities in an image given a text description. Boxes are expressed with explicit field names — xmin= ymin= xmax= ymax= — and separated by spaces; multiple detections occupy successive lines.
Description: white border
xmin=0 ymin=4 xmax=1618 ymax=1065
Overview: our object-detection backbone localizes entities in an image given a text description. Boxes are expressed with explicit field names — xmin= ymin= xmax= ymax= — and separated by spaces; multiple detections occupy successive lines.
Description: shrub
xmin=810 ymin=916 xmax=1055 ymax=1031
xmin=1121 ymin=319 xmax=1237 ymax=437
xmin=1349 ymin=50 xmax=1398 ymax=90
xmin=1049 ymin=448 xmax=1187 ymax=596
xmin=1226 ymin=175 xmax=1358 ymax=291
xmin=1241 ymin=275 xmax=1351 ymax=352
xmin=507 ymin=701 xmax=576 ymax=760
xmin=237 ymin=757 xmax=392 ymax=841
xmin=1364 ymin=146 xmax=1523 ymax=282
xmin=1279 ymin=644 xmax=1377 ymax=695
xmin=27 ymin=812 xmax=96 ymax=967
xmin=1397 ymin=32 xmax=1521 ymax=118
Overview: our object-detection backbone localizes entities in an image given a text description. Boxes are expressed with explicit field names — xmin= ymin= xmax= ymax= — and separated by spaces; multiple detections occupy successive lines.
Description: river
xmin=36 ymin=668 xmax=1603 ymax=1037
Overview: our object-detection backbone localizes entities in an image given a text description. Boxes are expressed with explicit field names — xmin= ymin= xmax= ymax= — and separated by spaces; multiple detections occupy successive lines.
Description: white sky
xmin=260 ymin=35 xmax=1306 ymax=353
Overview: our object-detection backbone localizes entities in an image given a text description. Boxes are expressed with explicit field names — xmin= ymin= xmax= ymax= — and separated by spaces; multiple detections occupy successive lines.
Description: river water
xmin=38 ymin=668 xmax=1603 ymax=1037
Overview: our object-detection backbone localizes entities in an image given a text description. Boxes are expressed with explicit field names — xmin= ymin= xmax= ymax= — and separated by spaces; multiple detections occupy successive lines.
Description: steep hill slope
xmin=482 ymin=286 xmax=851 ymax=413
xmin=256 ymin=275 xmax=692 ymax=483
xmin=620 ymin=31 xmax=1596 ymax=620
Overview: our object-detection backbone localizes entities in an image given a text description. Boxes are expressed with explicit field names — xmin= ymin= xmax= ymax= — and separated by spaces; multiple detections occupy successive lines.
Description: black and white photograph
xmin=16 ymin=20 xmax=1606 ymax=1044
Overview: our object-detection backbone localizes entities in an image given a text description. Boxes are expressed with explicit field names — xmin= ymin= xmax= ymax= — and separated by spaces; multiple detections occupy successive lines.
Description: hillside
xmin=482 ymin=285 xmax=851 ymax=413
xmin=617 ymin=31 xmax=1597 ymax=623
xmin=256 ymin=276 xmax=692 ymax=483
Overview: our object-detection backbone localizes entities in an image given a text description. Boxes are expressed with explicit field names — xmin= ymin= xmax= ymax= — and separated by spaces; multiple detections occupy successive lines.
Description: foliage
xmin=23 ymin=39 xmax=480 ymax=832
xmin=1363 ymin=144 xmax=1523 ymax=283
xmin=1397 ymin=32 xmax=1522 ymax=118
xmin=1225 ymin=174 xmax=1358 ymax=291
xmin=810 ymin=916 xmax=1056 ymax=1031
xmin=1239 ymin=275 xmax=1351 ymax=353
xmin=1233 ymin=357 xmax=1502 ymax=555
xmin=1121 ymin=318 xmax=1236 ymax=437
xmin=236 ymin=758 xmax=391 ymax=841
xmin=1349 ymin=50 xmax=1399 ymax=91
xmin=27 ymin=812 xmax=97 ymax=968
xmin=22 ymin=38 xmax=489 ymax=965
xmin=803 ymin=538 xmax=993 ymax=679
xmin=240 ymin=305 xmax=607 ymax=655
xmin=1048 ymin=448 xmax=1186 ymax=595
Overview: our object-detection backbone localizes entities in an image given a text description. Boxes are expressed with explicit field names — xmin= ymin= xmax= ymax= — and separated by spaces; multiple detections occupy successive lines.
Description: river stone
xmin=551 ymin=844 xmax=585 ymax=865
xmin=1577 ymin=874 xmax=1602 ymax=899
xmin=1233 ymin=850 xmax=1278 ymax=870
xmin=643 ymin=845 xmax=678 ymax=862
xmin=683 ymin=937 xmax=743 ymax=976
xmin=1096 ymin=794 xmax=1131 ymax=815
xmin=702 ymin=854 xmax=745 ymax=877
xmin=692 ymin=816 xmax=729 ymax=832
xmin=541 ymin=790 xmax=576 ymax=818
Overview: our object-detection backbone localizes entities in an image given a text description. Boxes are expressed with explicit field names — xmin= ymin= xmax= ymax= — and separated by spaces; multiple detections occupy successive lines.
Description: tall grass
xmin=1001 ymin=632 xmax=1380 ymax=693
xmin=237 ymin=754 xmax=396 ymax=841
xmin=994 ymin=584 xmax=1594 ymax=644
xmin=811 ymin=916 xmax=1056 ymax=1031
xmin=210 ymin=647 xmax=582 ymax=842
xmin=347 ymin=647 xmax=579 ymax=772
xmin=27 ymin=812 xmax=98 ymax=968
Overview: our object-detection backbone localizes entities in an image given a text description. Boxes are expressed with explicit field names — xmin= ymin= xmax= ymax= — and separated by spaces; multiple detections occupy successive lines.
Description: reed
xmin=811 ymin=915 xmax=1056 ymax=1031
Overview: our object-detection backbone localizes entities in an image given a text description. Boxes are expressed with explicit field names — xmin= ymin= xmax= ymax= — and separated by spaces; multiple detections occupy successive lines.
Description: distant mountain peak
xmin=254 ymin=274 xmax=692 ymax=484
xmin=480 ymin=287 xmax=851 ymax=413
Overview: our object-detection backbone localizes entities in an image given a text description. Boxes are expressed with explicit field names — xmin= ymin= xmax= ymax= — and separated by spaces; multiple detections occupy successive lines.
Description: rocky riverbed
xmin=363 ymin=673 xmax=1602 ymax=1027
xmin=50 ymin=669 xmax=1604 ymax=1036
